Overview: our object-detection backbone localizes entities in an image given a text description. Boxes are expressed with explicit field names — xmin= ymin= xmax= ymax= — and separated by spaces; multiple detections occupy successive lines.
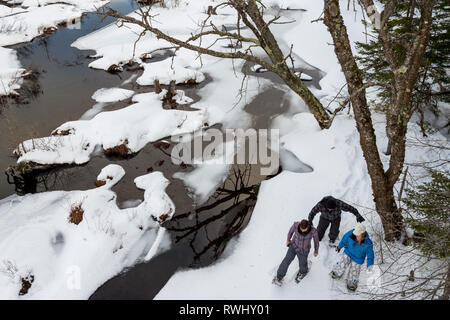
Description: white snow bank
xmin=0 ymin=4 xmax=26 ymax=17
xmin=0 ymin=0 xmax=110 ymax=96
xmin=137 ymin=58 xmax=205 ymax=86
xmin=0 ymin=47 xmax=26 ymax=96
xmin=91 ymin=87 xmax=135 ymax=103
xmin=266 ymin=0 xmax=306 ymax=9
xmin=173 ymin=162 xmax=231 ymax=205
xmin=15 ymin=90 xmax=209 ymax=165
xmin=0 ymin=166 xmax=174 ymax=299
xmin=72 ymin=1 xmax=209 ymax=70
xmin=173 ymin=138 xmax=236 ymax=205
xmin=0 ymin=2 xmax=108 ymax=46
xmin=20 ymin=0 xmax=107 ymax=11
xmin=95 ymin=164 xmax=125 ymax=188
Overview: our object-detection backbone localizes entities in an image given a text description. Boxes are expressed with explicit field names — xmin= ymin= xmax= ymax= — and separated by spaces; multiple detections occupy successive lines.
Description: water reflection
xmin=164 ymin=164 xmax=260 ymax=267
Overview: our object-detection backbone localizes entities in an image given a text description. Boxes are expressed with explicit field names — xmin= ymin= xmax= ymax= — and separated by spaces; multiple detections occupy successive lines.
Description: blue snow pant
xmin=276 ymin=244 xmax=308 ymax=280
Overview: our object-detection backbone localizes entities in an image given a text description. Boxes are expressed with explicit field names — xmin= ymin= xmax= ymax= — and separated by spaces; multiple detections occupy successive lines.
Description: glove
xmin=335 ymin=246 xmax=341 ymax=253
xmin=367 ymin=266 xmax=374 ymax=273
xmin=356 ymin=216 xmax=365 ymax=223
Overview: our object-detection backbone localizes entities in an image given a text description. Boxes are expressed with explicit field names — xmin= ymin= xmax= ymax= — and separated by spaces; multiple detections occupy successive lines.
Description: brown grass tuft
xmin=104 ymin=139 xmax=131 ymax=157
xmin=159 ymin=213 xmax=170 ymax=222
xmin=69 ymin=203 xmax=84 ymax=225
xmin=185 ymin=78 xmax=198 ymax=85
xmin=95 ymin=180 xmax=106 ymax=187
xmin=107 ymin=64 xmax=122 ymax=73
xmin=19 ymin=274 xmax=34 ymax=296
xmin=152 ymin=141 xmax=170 ymax=149
xmin=52 ymin=128 xmax=72 ymax=136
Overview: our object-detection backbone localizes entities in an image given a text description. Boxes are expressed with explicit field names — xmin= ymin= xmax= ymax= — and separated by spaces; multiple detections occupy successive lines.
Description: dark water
xmin=0 ymin=1 xmax=322 ymax=299
xmin=0 ymin=0 xmax=139 ymax=198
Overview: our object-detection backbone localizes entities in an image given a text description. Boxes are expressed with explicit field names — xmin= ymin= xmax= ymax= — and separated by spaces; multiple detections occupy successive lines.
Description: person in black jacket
xmin=308 ymin=196 xmax=364 ymax=246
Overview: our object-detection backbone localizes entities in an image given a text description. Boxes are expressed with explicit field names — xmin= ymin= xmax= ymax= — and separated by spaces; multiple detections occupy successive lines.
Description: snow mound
xmin=15 ymin=90 xmax=210 ymax=165
xmin=91 ymin=87 xmax=135 ymax=103
xmin=0 ymin=166 xmax=174 ymax=299
xmin=95 ymin=164 xmax=125 ymax=188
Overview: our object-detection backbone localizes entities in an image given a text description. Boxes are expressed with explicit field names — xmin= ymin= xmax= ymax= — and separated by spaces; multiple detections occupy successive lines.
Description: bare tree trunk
xmin=443 ymin=264 xmax=450 ymax=300
xmin=323 ymin=0 xmax=402 ymax=240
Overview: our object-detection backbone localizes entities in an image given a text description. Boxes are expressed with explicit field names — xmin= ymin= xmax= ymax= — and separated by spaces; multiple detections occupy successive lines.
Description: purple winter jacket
xmin=287 ymin=222 xmax=319 ymax=255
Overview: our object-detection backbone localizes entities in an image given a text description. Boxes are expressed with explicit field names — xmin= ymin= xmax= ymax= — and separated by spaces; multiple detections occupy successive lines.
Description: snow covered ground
xmin=0 ymin=0 xmax=110 ymax=96
xmin=0 ymin=46 xmax=25 ymax=95
xmin=1 ymin=0 xmax=448 ymax=300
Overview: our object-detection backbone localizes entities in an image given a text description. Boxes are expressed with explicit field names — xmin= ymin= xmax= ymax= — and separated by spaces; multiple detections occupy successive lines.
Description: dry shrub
xmin=107 ymin=64 xmax=122 ymax=73
xmin=19 ymin=274 xmax=34 ymax=296
xmin=185 ymin=78 xmax=198 ymax=85
xmin=104 ymin=139 xmax=131 ymax=157
xmin=96 ymin=175 xmax=113 ymax=187
xmin=95 ymin=180 xmax=106 ymax=187
xmin=69 ymin=203 xmax=84 ymax=225
xmin=43 ymin=26 xmax=57 ymax=34
xmin=51 ymin=128 xmax=72 ymax=136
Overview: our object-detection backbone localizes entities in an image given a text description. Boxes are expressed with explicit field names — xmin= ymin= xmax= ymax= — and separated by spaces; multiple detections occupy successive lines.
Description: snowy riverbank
xmin=0 ymin=0 xmax=109 ymax=96
xmin=0 ymin=0 xmax=448 ymax=300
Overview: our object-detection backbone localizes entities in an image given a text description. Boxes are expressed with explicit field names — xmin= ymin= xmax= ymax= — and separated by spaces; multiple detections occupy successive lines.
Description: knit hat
xmin=353 ymin=223 xmax=366 ymax=236
xmin=325 ymin=197 xmax=337 ymax=210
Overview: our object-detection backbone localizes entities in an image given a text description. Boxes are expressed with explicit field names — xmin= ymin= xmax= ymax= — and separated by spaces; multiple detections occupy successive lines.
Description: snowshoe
xmin=330 ymin=271 xmax=341 ymax=280
xmin=347 ymin=282 xmax=357 ymax=292
xmin=295 ymin=271 xmax=307 ymax=284
xmin=329 ymin=239 xmax=337 ymax=248
xmin=272 ymin=277 xmax=283 ymax=287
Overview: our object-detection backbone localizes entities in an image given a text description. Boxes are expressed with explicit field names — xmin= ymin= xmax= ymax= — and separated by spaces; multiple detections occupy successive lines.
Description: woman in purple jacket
xmin=272 ymin=219 xmax=319 ymax=286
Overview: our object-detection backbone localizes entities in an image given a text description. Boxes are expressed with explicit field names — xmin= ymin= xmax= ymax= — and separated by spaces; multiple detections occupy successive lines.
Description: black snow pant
xmin=317 ymin=216 xmax=341 ymax=241
xmin=276 ymin=244 xmax=309 ymax=280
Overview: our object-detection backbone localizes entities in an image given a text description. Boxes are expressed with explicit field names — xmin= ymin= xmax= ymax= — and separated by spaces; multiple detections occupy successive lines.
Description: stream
xmin=0 ymin=0 xmax=322 ymax=299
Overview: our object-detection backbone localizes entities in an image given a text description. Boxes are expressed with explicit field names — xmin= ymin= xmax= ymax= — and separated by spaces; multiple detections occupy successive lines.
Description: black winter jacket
xmin=308 ymin=196 xmax=363 ymax=223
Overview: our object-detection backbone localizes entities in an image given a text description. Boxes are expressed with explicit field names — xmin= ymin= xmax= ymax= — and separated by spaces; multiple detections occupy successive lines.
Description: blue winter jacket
xmin=338 ymin=229 xmax=374 ymax=267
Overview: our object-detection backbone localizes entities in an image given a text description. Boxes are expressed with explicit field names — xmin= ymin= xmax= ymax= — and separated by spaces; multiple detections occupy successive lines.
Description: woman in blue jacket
xmin=330 ymin=223 xmax=374 ymax=291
